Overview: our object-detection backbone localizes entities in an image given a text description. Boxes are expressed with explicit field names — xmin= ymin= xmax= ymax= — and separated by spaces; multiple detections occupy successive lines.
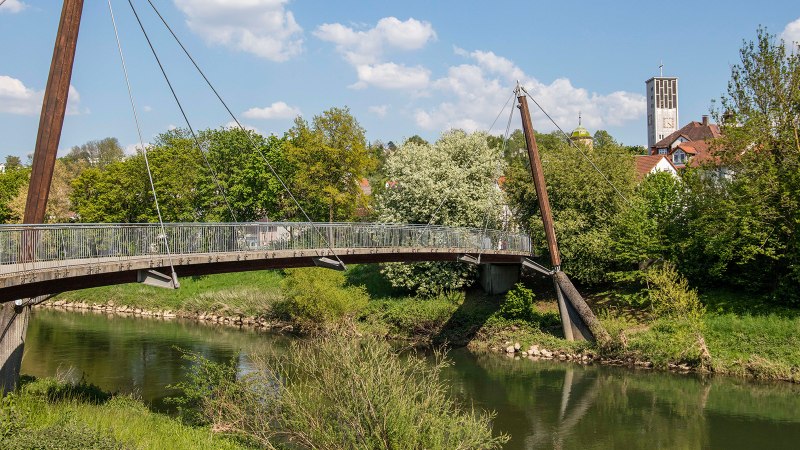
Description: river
xmin=21 ymin=308 xmax=800 ymax=449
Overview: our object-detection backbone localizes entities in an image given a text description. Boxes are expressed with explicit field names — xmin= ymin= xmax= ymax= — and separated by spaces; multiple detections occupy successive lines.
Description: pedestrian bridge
xmin=0 ymin=222 xmax=532 ymax=302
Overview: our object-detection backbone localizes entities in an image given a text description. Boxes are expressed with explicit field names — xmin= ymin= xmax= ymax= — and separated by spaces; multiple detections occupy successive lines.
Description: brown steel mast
xmin=515 ymin=83 xmax=609 ymax=343
xmin=1 ymin=0 xmax=85 ymax=394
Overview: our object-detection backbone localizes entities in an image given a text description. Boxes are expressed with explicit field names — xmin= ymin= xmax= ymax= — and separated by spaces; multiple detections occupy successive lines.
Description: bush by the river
xmin=499 ymin=283 xmax=537 ymax=321
xmin=172 ymin=335 xmax=508 ymax=449
xmin=279 ymin=267 xmax=369 ymax=326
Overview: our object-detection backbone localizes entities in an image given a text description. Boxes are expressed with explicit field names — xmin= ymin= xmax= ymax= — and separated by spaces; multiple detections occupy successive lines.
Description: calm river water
xmin=21 ymin=308 xmax=800 ymax=449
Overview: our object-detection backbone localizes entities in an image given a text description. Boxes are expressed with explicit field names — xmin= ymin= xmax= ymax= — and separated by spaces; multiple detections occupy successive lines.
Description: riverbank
xmin=48 ymin=267 xmax=800 ymax=383
xmin=0 ymin=377 xmax=246 ymax=449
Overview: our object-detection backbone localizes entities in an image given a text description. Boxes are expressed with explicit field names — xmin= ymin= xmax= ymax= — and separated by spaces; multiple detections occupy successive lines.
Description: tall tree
xmin=10 ymin=159 xmax=77 ymax=222
xmin=673 ymin=28 xmax=800 ymax=302
xmin=0 ymin=165 xmax=30 ymax=223
xmin=285 ymin=107 xmax=375 ymax=222
xmin=64 ymin=137 xmax=125 ymax=169
xmin=202 ymin=127 xmax=291 ymax=221
xmin=4 ymin=156 xmax=22 ymax=171
xmin=504 ymin=135 xmax=636 ymax=283
xmin=376 ymin=130 xmax=505 ymax=294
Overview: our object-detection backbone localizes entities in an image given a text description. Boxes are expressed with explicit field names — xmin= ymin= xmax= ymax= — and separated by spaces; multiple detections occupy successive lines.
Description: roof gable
xmin=653 ymin=120 xmax=721 ymax=149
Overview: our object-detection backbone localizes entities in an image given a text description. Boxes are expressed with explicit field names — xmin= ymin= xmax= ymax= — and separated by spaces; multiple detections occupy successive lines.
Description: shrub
xmin=173 ymin=336 xmax=508 ymax=449
xmin=280 ymin=268 xmax=369 ymax=326
xmin=499 ymin=283 xmax=536 ymax=321
xmin=646 ymin=263 xmax=706 ymax=323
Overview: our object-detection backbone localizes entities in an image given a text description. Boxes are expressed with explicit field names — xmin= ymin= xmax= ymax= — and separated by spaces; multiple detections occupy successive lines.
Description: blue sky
xmin=1 ymin=0 xmax=799 ymax=159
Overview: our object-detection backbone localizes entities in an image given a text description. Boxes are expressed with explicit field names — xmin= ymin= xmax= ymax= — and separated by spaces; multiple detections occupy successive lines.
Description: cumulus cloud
xmin=0 ymin=0 xmax=27 ymax=13
xmin=242 ymin=101 xmax=301 ymax=119
xmin=415 ymin=49 xmax=645 ymax=133
xmin=174 ymin=0 xmax=303 ymax=62
xmin=315 ymin=17 xmax=435 ymax=90
xmin=0 ymin=75 xmax=83 ymax=115
xmin=368 ymin=105 xmax=389 ymax=118
xmin=315 ymin=17 xmax=436 ymax=65
xmin=781 ymin=17 xmax=800 ymax=47
xmin=351 ymin=63 xmax=430 ymax=90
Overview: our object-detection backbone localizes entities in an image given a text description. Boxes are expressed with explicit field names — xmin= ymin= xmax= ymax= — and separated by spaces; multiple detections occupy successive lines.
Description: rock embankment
xmin=40 ymin=300 xmax=290 ymax=331
xmin=494 ymin=341 xmax=665 ymax=370
xmin=496 ymin=342 xmax=596 ymax=364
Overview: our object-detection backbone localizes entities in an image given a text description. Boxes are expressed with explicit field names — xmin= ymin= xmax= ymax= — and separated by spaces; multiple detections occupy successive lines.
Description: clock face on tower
xmin=663 ymin=118 xmax=675 ymax=128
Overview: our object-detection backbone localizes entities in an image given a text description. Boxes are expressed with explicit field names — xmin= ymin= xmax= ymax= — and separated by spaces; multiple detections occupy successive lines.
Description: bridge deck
xmin=0 ymin=222 xmax=532 ymax=302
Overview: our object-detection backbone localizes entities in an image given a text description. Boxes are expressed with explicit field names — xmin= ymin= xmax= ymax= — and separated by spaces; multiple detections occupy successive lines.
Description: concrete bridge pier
xmin=478 ymin=263 xmax=521 ymax=295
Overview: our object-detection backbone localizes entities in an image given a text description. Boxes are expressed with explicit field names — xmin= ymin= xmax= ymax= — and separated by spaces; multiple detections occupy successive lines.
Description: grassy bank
xmin=49 ymin=266 xmax=800 ymax=383
xmin=0 ymin=377 xmax=246 ymax=449
xmin=55 ymin=271 xmax=284 ymax=317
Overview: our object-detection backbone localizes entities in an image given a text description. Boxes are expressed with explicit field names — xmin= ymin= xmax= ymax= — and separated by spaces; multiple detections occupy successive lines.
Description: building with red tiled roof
xmin=634 ymin=154 xmax=679 ymax=181
xmin=650 ymin=115 xmax=721 ymax=156
xmin=359 ymin=178 xmax=372 ymax=196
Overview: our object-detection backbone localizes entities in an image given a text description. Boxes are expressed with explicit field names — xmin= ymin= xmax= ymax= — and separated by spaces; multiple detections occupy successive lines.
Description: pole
xmin=1 ymin=0 xmax=84 ymax=395
xmin=516 ymin=86 xmax=561 ymax=269
xmin=515 ymin=84 xmax=607 ymax=343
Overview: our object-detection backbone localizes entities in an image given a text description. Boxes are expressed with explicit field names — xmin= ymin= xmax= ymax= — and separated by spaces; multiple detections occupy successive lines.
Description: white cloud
xmin=0 ymin=75 xmax=82 ymax=116
xmin=173 ymin=0 xmax=303 ymax=62
xmin=125 ymin=142 xmax=150 ymax=155
xmin=368 ymin=105 xmax=389 ymax=118
xmin=0 ymin=0 xmax=27 ymax=13
xmin=315 ymin=17 xmax=435 ymax=90
xmin=351 ymin=63 xmax=430 ymax=90
xmin=414 ymin=49 xmax=645 ymax=134
xmin=143 ymin=105 xmax=153 ymax=112
xmin=781 ymin=17 xmax=800 ymax=47
xmin=315 ymin=17 xmax=436 ymax=65
xmin=224 ymin=121 xmax=260 ymax=133
xmin=242 ymin=101 xmax=300 ymax=119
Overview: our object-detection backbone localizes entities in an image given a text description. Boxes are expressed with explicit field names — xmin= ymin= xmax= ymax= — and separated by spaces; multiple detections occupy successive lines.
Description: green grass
xmin=1 ymin=378 xmax=248 ymax=450
xmin=703 ymin=313 xmax=800 ymax=380
xmin=55 ymin=270 xmax=284 ymax=317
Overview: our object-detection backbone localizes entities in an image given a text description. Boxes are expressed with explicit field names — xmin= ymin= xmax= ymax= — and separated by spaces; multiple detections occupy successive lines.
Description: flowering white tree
xmin=376 ymin=130 xmax=506 ymax=295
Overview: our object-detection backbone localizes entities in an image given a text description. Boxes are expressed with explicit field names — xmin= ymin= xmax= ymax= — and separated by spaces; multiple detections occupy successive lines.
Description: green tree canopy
xmin=670 ymin=28 xmax=800 ymax=303
xmin=285 ymin=107 xmax=376 ymax=222
xmin=504 ymin=135 xmax=636 ymax=283
xmin=64 ymin=137 xmax=125 ymax=169
xmin=376 ymin=129 xmax=505 ymax=295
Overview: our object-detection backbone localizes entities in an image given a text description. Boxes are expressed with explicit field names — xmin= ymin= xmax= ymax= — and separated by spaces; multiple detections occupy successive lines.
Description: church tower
xmin=570 ymin=112 xmax=593 ymax=150
xmin=645 ymin=65 xmax=678 ymax=148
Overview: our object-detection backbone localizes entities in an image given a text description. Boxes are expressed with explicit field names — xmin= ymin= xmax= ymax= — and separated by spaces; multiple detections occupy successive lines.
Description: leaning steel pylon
xmin=515 ymin=83 xmax=610 ymax=343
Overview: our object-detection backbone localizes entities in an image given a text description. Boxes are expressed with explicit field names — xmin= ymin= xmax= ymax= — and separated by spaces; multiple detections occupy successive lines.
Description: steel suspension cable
xmin=475 ymin=95 xmax=516 ymax=260
xmin=521 ymin=87 xmax=631 ymax=205
xmin=143 ymin=0 xmax=346 ymax=266
xmin=107 ymin=0 xmax=177 ymax=286
xmin=125 ymin=0 xmax=238 ymax=223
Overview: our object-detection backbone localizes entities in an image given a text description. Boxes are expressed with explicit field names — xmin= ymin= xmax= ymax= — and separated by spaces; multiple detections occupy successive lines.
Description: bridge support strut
xmin=138 ymin=269 xmax=180 ymax=290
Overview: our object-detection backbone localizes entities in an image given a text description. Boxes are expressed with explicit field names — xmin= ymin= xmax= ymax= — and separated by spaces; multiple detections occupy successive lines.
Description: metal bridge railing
xmin=0 ymin=222 xmax=531 ymax=275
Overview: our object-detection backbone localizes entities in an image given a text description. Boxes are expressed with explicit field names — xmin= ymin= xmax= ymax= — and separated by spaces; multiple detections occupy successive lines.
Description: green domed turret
xmin=570 ymin=125 xmax=591 ymax=140
xmin=570 ymin=112 xmax=594 ymax=150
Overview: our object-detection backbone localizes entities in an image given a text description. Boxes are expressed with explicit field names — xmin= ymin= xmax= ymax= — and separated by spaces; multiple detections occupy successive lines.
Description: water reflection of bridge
xmin=0 ymin=222 xmax=531 ymax=302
